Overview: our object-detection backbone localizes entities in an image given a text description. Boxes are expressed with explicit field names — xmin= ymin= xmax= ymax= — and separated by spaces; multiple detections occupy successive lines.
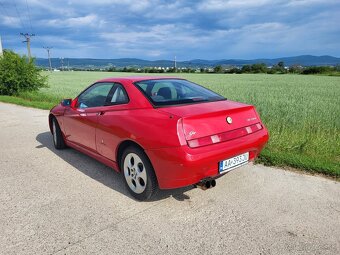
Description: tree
xmin=241 ymin=65 xmax=251 ymax=73
xmin=251 ymin=63 xmax=267 ymax=73
xmin=302 ymin=66 xmax=333 ymax=75
xmin=0 ymin=50 xmax=47 ymax=96
xmin=107 ymin=66 xmax=116 ymax=72
xmin=288 ymin=65 xmax=303 ymax=74
xmin=227 ymin=67 xmax=241 ymax=74
xmin=214 ymin=65 xmax=223 ymax=73
xmin=278 ymin=61 xmax=284 ymax=68
xmin=273 ymin=61 xmax=286 ymax=73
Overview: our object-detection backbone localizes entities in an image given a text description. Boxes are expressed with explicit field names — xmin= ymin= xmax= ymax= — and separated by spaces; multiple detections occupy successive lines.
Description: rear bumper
xmin=146 ymin=127 xmax=269 ymax=189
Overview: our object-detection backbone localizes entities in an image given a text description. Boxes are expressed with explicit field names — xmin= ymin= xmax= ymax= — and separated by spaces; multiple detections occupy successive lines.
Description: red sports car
xmin=49 ymin=77 xmax=268 ymax=200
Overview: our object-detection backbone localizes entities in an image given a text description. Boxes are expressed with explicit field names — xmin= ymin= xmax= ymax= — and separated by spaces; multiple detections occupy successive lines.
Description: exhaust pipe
xmin=195 ymin=179 xmax=216 ymax=190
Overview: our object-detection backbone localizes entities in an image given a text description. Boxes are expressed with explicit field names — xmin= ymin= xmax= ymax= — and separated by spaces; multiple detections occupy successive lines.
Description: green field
xmin=1 ymin=71 xmax=339 ymax=177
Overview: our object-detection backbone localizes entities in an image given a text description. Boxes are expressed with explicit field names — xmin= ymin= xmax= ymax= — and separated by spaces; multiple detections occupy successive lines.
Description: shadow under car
xmin=36 ymin=131 xmax=193 ymax=201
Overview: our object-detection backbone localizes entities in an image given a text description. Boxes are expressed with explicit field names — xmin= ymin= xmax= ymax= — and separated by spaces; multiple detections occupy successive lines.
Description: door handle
xmin=77 ymin=108 xmax=86 ymax=116
xmin=97 ymin=111 xmax=105 ymax=116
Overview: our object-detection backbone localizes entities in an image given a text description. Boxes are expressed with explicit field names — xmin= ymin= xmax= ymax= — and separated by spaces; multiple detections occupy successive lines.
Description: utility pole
xmin=174 ymin=55 xmax=177 ymax=71
xmin=0 ymin=36 xmax=3 ymax=56
xmin=60 ymin=57 xmax=64 ymax=71
xmin=20 ymin=33 xmax=35 ymax=60
xmin=43 ymin=46 xmax=53 ymax=71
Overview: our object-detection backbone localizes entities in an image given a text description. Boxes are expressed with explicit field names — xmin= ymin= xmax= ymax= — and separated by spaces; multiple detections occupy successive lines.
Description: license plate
xmin=219 ymin=152 xmax=249 ymax=173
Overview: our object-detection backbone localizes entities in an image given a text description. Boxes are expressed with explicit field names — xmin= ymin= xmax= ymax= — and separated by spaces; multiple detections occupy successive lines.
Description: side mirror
xmin=71 ymin=98 xmax=78 ymax=108
xmin=61 ymin=98 xmax=72 ymax=107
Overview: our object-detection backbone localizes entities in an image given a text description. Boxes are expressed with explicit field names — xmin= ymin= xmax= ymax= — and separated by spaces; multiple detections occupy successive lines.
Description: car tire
xmin=121 ymin=146 xmax=158 ymax=201
xmin=52 ymin=117 xmax=66 ymax=150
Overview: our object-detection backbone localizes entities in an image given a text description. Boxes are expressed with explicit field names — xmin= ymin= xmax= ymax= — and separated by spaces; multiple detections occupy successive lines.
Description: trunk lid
xmin=159 ymin=100 xmax=260 ymax=141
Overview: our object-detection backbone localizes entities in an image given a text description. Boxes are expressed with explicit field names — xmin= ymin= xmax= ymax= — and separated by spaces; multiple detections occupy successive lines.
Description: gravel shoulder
xmin=0 ymin=102 xmax=339 ymax=255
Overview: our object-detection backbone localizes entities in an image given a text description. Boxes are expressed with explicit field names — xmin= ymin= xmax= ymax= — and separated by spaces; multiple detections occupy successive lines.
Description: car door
xmin=63 ymin=82 xmax=115 ymax=152
xmin=95 ymin=83 xmax=130 ymax=161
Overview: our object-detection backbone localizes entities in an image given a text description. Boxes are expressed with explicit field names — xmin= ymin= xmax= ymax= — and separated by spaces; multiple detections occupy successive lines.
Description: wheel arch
xmin=116 ymin=140 xmax=156 ymax=176
xmin=48 ymin=114 xmax=55 ymax=133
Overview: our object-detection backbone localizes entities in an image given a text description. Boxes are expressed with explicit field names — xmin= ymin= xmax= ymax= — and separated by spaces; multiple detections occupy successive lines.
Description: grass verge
xmin=0 ymin=95 xmax=55 ymax=110
xmin=257 ymin=148 xmax=340 ymax=178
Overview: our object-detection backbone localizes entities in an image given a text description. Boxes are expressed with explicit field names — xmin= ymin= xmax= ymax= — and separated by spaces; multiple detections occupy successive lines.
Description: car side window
xmin=151 ymin=82 xmax=177 ymax=101
xmin=77 ymin=83 xmax=114 ymax=108
xmin=109 ymin=84 xmax=129 ymax=104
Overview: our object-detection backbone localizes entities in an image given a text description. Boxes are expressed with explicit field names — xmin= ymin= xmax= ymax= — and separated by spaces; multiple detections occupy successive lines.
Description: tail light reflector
xmin=187 ymin=123 xmax=263 ymax=148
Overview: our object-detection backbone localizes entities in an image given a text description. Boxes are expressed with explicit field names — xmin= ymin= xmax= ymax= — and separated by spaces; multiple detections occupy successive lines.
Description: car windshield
xmin=134 ymin=79 xmax=225 ymax=106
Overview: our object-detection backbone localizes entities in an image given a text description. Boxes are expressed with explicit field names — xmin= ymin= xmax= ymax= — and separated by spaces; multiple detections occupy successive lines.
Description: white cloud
xmin=2 ymin=0 xmax=339 ymax=58
xmin=26 ymin=0 xmax=76 ymax=16
xmin=143 ymin=2 xmax=194 ymax=19
xmin=1 ymin=16 xmax=21 ymax=28
xmin=36 ymin=35 xmax=75 ymax=46
xmin=65 ymin=0 xmax=153 ymax=13
xmin=198 ymin=0 xmax=272 ymax=11
xmin=98 ymin=23 xmax=214 ymax=58
xmin=44 ymin=14 xmax=98 ymax=27
xmin=100 ymin=23 xmax=208 ymax=47
xmin=286 ymin=0 xmax=337 ymax=6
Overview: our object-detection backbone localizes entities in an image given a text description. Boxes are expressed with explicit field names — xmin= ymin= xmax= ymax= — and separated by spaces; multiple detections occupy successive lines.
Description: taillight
xmin=177 ymin=118 xmax=187 ymax=146
xmin=187 ymin=136 xmax=212 ymax=148
xmin=187 ymin=123 xmax=263 ymax=148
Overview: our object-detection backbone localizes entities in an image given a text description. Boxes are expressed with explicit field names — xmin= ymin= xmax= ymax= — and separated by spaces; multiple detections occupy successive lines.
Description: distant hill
xmin=35 ymin=55 xmax=340 ymax=69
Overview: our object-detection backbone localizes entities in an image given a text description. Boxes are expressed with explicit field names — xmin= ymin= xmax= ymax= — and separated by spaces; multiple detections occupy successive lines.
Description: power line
xmin=25 ymin=0 xmax=33 ymax=33
xmin=14 ymin=1 xmax=27 ymax=31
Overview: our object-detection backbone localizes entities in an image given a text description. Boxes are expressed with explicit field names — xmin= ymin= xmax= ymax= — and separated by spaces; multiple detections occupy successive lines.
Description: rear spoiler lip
xmin=158 ymin=102 xmax=254 ymax=119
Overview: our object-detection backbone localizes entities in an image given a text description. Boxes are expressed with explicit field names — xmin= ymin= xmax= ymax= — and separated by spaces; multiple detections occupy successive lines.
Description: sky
xmin=0 ymin=0 xmax=339 ymax=60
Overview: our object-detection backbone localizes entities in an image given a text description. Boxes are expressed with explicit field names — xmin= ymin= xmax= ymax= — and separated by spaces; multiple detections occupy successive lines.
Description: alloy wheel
xmin=52 ymin=120 xmax=57 ymax=145
xmin=123 ymin=153 xmax=147 ymax=194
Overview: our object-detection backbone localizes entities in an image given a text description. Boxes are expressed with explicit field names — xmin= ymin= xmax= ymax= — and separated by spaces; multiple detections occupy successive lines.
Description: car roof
xmin=97 ymin=76 xmax=183 ymax=83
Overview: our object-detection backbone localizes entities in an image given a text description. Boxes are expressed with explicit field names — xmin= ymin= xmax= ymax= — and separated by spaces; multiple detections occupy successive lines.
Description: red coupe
xmin=49 ymin=77 xmax=268 ymax=200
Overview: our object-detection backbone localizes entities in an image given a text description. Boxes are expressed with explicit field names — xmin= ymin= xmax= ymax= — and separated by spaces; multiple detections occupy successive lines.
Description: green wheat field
xmin=1 ymin=71 xmax=339 ymax=176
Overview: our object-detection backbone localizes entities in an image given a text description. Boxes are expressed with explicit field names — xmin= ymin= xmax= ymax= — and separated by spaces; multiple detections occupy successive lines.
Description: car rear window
xmin=134 ymin=79 xmax=225 ymax=106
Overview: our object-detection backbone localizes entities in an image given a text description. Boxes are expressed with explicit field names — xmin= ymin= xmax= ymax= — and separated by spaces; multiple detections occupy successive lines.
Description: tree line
xmin=106 ymin=62 xmax=340 ymax=75
xmin=213 ymin=62 xmax=340 ymax=75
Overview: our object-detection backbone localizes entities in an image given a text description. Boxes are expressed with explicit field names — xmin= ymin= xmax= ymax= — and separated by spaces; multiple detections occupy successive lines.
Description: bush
xmin=288 ymin=65 xmax=303 ymax=74
xmin=0 ymin=50 xmax=47 ymax=96
xmin=251 ymin=63 xmax=267 ymax=73
xmin=241 ymin=65 xmax=251 ymax=73
xmin=302 ymin=66 xmax=334 ymax=75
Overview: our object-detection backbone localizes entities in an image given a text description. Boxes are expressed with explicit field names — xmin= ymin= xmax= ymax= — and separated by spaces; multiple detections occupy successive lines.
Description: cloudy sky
xmin=0 ymin=0 xmax=339 ymax=60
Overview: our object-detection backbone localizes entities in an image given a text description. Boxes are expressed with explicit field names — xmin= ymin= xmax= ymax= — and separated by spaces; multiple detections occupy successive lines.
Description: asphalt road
xmin=0 ymin=102 xmax=339 ymax=255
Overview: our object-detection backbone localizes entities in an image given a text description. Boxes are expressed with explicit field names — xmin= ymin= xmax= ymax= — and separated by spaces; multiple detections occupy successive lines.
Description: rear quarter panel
xmin=96 ymin=108 xmax=182 ymax=162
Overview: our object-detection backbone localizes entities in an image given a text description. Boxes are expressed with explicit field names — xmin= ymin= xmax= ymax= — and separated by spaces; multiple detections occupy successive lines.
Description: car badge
xmin=226 ymin=116 xmax=232 ymax=124
xmin=189 ymin=131 xmax=196 ymax=137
